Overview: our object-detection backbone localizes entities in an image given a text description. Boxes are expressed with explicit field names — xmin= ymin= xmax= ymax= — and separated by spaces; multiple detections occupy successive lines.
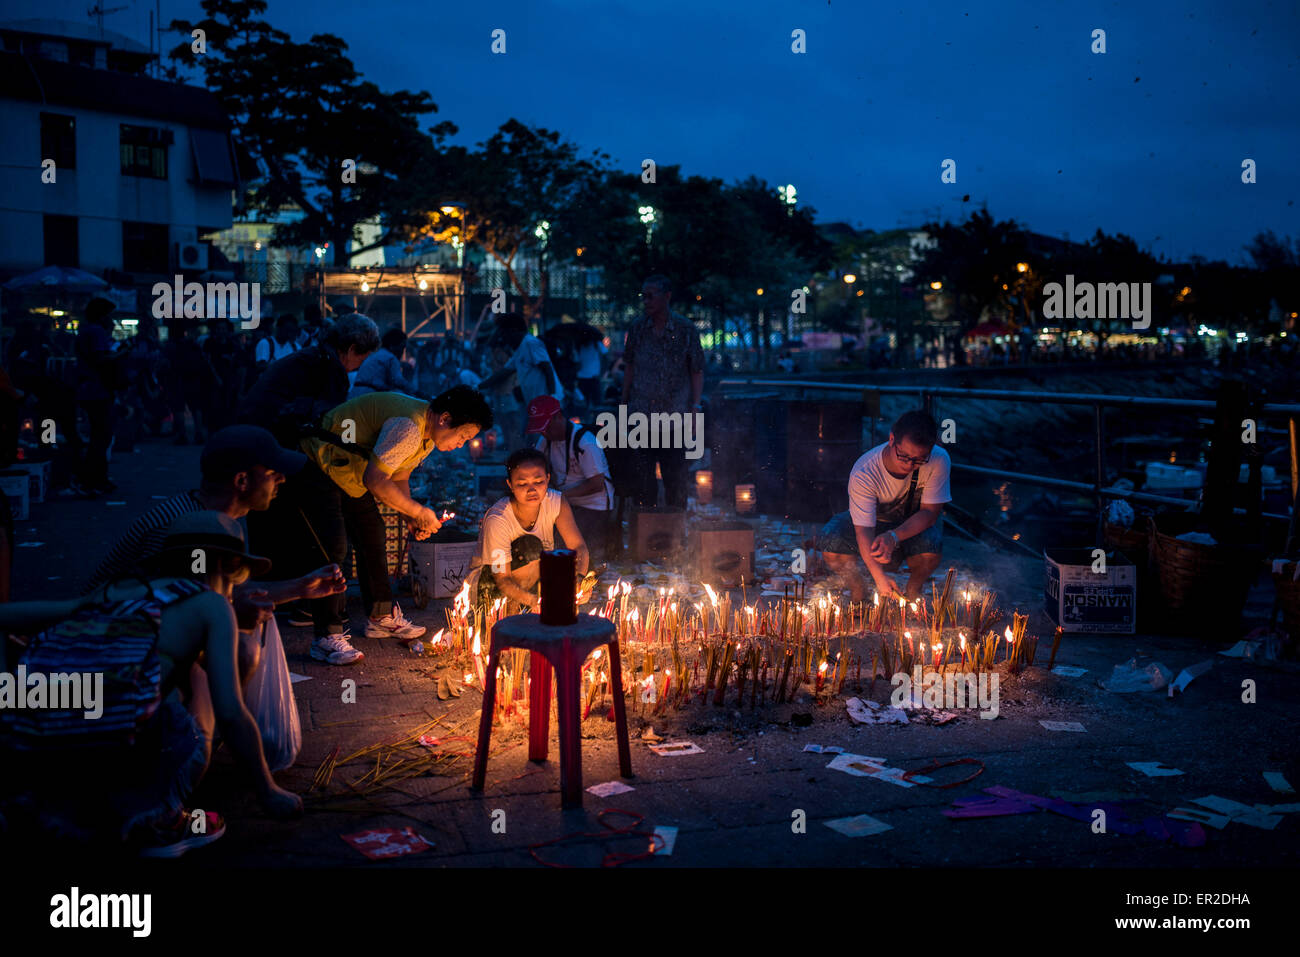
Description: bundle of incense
xmin=713 ymin=640 xmax=735 ymax=706
xmin=776 ymin=649 xmax=794 ymax=703
xmin=703 ymin=644 xmax=719 ymax=694
xmin=735 ymin=646 xmax=749 ymax=708
xmin=1008 ymin=612 xmax=1030 ymax=670
xmin=749 ymin=645 xmax=762 ymax=708
xmin=1047 ymin=626 xmax=1064 ymax=670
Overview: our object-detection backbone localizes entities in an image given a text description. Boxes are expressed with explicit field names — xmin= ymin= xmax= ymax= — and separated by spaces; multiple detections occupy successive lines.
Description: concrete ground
xmin=6 ymin=436 xmax=1298 ymax=868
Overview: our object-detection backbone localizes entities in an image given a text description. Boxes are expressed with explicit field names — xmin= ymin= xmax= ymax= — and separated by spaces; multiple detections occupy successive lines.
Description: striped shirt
xmin=84 ymin=491 xmax=206 ymax=592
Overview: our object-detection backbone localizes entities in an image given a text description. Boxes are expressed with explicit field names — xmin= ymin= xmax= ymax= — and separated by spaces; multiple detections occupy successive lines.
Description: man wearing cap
xmin=277 ymin=385 xmax=493 ymax=664
xmin=526 ymin=395 xmax=614 ymax=566
xmin=85 ymin=426 xmax=347 ymax=642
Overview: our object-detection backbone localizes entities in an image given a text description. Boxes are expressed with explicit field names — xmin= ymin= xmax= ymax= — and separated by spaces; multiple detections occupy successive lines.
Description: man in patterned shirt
xmin=621 ymin=275 xmax=705 ymax=508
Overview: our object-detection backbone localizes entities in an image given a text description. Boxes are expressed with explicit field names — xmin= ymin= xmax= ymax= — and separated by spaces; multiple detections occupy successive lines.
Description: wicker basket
xmin=1275 ymin=563 xmax=1300 ymax=641
xmin=1103 ymin=521 xmax=1151 ymax=568
xmin=1150 ymin=519 xmax=1262 ymax=635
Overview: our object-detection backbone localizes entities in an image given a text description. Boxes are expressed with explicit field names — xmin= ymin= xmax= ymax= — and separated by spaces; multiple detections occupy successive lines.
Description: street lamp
xmin=638 ymin=205 xmax=657 ymax=245
xmin=778 ymin=183 xmax=797 ymax=215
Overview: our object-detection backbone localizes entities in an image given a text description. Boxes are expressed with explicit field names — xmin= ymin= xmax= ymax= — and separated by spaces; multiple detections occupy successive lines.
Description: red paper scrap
xmin=341 ymin=827 xmax=435 ymax=860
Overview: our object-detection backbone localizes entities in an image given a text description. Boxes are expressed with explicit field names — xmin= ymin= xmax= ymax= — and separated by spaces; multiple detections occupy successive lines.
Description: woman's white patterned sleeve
xmin=372 ymin=417 xmax=422 ymax=472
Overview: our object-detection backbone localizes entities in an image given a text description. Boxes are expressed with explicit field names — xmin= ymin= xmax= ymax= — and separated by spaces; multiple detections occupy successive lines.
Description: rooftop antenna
xmin=87 ymin=2 xmax=129 ymax=38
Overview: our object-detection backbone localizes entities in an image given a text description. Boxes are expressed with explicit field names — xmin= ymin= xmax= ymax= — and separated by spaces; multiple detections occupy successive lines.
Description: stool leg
xmin=555 ymin=639 xmax=582 ymax=809
xmin=528 ymin=650 xmax=551 ymax=762
xmin=470 ymin=648 xmax=501 ymax=791
xmin=606 ymin=638 xmax=633 ymax=779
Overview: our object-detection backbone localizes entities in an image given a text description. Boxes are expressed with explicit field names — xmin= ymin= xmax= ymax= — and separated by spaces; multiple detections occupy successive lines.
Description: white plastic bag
xmin=244 ymin=617 xmax=302 ymax=771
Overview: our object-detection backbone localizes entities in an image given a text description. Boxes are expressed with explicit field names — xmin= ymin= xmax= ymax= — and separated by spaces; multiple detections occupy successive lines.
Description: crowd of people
xmin=0 ymin=274 xmax=718 ymax=857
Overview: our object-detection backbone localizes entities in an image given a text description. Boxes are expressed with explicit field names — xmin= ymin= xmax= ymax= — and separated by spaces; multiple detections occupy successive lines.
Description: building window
xmin=120 ymin=124 xmax=170 ymax=179
xmin=122 ymin=221 xmax=170 ymax=274
xmin=40 ymin=113 xmax=76 ymax=171
xmin=43 ymin=215 xmax=79 ymax=268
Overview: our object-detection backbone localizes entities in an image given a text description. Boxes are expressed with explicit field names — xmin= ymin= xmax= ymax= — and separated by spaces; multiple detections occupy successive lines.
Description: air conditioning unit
xmin=175 ymin=242 xmax=208 ymax=271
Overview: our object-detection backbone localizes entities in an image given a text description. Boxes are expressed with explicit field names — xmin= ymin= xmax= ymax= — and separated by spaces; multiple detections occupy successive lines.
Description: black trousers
xmin=248 ymin=464 xmax=394 ymax=635
xmin=630 ymin=446 xmax=688 ymax=509
xmin=77 ymin=399 xmax=114 ymax=489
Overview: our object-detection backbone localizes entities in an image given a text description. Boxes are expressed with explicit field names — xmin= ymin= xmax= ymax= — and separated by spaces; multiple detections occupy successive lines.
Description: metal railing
xmin=716 ymin=378 xmax=1300 ymax=535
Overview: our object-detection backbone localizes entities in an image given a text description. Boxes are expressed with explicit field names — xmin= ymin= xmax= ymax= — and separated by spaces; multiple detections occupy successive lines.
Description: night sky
xmin=15 ymin=0 xmax=1300 ymax=264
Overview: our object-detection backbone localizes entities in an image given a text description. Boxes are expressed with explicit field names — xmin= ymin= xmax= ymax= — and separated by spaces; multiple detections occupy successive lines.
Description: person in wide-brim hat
xmin=144 ymin=510 xmax=273 ymax=584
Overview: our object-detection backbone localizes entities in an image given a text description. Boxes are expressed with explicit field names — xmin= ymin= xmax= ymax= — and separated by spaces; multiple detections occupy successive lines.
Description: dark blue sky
xmin=22 ymin=0 xmax=1300 ymax=264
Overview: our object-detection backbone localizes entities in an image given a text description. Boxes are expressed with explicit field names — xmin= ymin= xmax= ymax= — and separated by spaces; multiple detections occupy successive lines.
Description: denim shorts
xmin=816 ymin=510 xmax=943 ymax=561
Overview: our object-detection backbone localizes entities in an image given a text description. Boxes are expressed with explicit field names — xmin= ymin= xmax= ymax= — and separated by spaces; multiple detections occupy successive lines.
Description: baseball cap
xmin=524 ymin=395 xmax=563 ymax=434
xmin=200 ymin=425 xmax=308 ymax=482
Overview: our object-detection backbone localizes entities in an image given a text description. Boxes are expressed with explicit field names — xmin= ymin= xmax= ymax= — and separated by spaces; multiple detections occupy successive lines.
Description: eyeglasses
xmin=892 ymin=444 xmax=930 ymax=467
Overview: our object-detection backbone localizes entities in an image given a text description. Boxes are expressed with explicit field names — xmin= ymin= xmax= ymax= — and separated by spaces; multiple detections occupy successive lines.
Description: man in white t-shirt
xmin=816 ymin=410 xmax=951 ymax=601
xmin=524 ymin=394 xmax=614 ymax=566
xmin=477 ymin=313 xmax=562 ymax=408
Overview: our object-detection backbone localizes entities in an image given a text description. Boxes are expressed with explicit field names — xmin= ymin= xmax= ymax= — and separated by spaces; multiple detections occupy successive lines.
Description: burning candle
xmin=440 ymin=510 xmax=456 ymax=523
xmin=815 ymin=660 xmax=828 ymax=692
xmin=959 ymin=632 xmax=967 ymax=667
xmin=695 ymin=470 xmax=714 ymax=504
xmin=734 ymin=484 xmax=756 ymax=515
xmin=464 ymin=671 xmax=474 ymax=686
xmin=1005 ymin=626 xmax=1014 ymax=665
xmin=469 ymin=437 xmax=483 ymax=461
xmin=472 ymin=629 xmax=486 ymax=688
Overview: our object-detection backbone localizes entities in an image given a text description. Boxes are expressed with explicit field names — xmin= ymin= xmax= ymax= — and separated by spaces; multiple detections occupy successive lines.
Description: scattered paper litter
xmin=1256 ymin=803 xmax=1300 ymax=814
xmin=1263 ymin=772 xmax=1294 ymax=793
xmin=416 ymin=734 xmax=440 ymax=750
xmin=1051 ymin=665 xmax=1088 ymax=677
xmin=1168 ymin=659 xmax=1214 ymax=696
xmin=640 ymin=726 xmax=663 ymax=744
xmin=803 ymin=744 xmax=845 ymax=754
xmin=1168 ymin=807 xmax=1230 ymax=830
xmin=1039 ymin=720 xmax=1087 ymax=732
xmin=1218 ymin=640 xmax=1260 ymax=659
xmin=587 ymin=780 xmax=636 ymax=798
xmin=105 ymin=501 xmax=126 ymax=506
xmin=340 ymin=827 xmax=435 ymax=860
xmin=1127 ymin=761 xmax=1184 ymax=777
xmin=17 ymin=542 xmax=43 ymax=548
xmin=846 ymin=696 xmax=909 ymax=725
xmin=825 ymin=814 xmax=893 ymax=837
xmin=289 ymin=673 xmax=312 ymax=684
xmin=652 ymin=825 xmax=678 ymax=855
xmin=825 ymin=752 xmax=930 ymax=787
xmin=648 ymin=741 xmax=703 ymax=757
xmin=1189 ymin=795 xmax=1283 ymax=830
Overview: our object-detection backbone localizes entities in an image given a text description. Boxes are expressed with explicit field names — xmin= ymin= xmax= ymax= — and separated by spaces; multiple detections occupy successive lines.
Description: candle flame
xmin=593 ymin=648 xmax=602 ymax=660
xmin=464 ymin=672 xmax=474 ymax=684
xmin=431 ymin=628 xmax=446 ymax=646
xmin=1005 ymin=627 xmax=1013 ymax=642
xmin=629 ymin=608 xmax=639 ymax=621
xmin=904 ymin=630 xmax=912 ymax=639
xmin=441 ymin=510 xmax=456 ymax=522
xmin=873 ymin=592 xmax=880 ymax=607
xmin=909 ymin=601 xmax=918 ymax=614
xmin=472 ymin=631 xmax=481 ymax=656
xmin=898 ymin=596 xmax=906 ymax=608
xmin=621 ymin=581 xmax=631 ymax=596
xmin=607 ymin=584 xmax=616 ymax=599
xmin=703 ymin=583 xmax=719 ymax=606
xmin=959 ymin=632 xmax=966 ymax=649
xmin=818 ymin=661 xmax=828 ymax=673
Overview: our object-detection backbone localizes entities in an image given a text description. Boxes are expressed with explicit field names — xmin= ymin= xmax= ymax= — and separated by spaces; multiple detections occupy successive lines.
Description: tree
xmin=167 ymin=0 xmax=455 ymax=266
xmin=422 ymin=120 xmax=609 ymax=322
xmin=912 ymin=210 xmax=1032 ymax=333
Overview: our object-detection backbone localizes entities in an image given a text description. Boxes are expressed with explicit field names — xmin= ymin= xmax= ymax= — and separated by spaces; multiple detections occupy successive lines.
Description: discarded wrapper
xmin=649 ymin=741 xmax=703 ymax=756
xmin=1126 ymin=761 xmax=1183 ymax=777
xmin=825 ymin=814 xmax=893 ymax=837
xmin=1168 ymin=659 xmax=1213 ymax=697
xmin=587 ymin=780 xmax=636 ymax=798
xmin=1039 ymin=720 xmax=1087 ymax=732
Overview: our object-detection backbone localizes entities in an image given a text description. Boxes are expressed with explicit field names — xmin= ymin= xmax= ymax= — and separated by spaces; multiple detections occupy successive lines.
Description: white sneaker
xmin=365 ymin=603 xmax=427 ymax=640
xmin=311 ymin=632 xmax=365 ymax=665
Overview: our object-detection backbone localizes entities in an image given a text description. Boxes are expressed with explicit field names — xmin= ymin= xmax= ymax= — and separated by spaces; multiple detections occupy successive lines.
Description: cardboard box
xmin=1044 ymin=546 xmax=1136 ymax=634
xmin=690 ymin=521 xmax=755 ymax=587
xmin=11 ymin=460 xmax=50 ymax=503
xmin=410 ymin=530 xmax=479 ymax=598
xmin=475 ymin=463 xmax=508 ymax=498
xmin=0 ymin=469 xmax=31 ymax=521
xmin=632 ymin=508 xmax=686 ymax=562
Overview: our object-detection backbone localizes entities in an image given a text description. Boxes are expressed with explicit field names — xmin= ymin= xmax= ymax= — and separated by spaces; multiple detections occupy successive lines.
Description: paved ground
xmin=7 ymin=436 xmax=1299 ymax=868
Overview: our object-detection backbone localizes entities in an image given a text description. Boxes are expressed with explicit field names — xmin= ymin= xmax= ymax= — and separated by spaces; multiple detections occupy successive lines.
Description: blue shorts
xmin=816 ymin=511 xmax=943 ymax=566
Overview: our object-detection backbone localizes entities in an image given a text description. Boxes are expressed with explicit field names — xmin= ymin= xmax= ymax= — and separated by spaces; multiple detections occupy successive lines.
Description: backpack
xmin=3 ymin=578 xmax=209 ymax=750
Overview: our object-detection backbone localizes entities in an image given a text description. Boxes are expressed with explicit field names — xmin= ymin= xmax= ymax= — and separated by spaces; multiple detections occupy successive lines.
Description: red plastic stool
xmin=471 ymin=613 xmax=632 ymax=808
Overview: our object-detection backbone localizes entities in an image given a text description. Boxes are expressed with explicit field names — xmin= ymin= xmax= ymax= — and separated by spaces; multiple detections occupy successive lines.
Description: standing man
xmin=525 ymin=395 xmax=614 ymax=566
xmin=254 ymin=314 xmax=301 ymax=375
xmin=816 ymin=410 xmax=951 ymax=602
xmin=477 ymin=313 xmax=561 ymax=408
xmin=622 ymin=275 xmax=704 ymax=508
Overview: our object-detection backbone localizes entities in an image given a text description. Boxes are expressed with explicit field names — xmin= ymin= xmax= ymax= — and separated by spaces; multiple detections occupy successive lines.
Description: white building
xmin=0 ymin=18 xmax=238 ymax=282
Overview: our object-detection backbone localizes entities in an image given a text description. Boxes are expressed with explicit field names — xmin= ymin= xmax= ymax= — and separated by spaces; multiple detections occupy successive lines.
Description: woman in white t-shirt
xmin=466 ymin=448 xmax=589 ymax=610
